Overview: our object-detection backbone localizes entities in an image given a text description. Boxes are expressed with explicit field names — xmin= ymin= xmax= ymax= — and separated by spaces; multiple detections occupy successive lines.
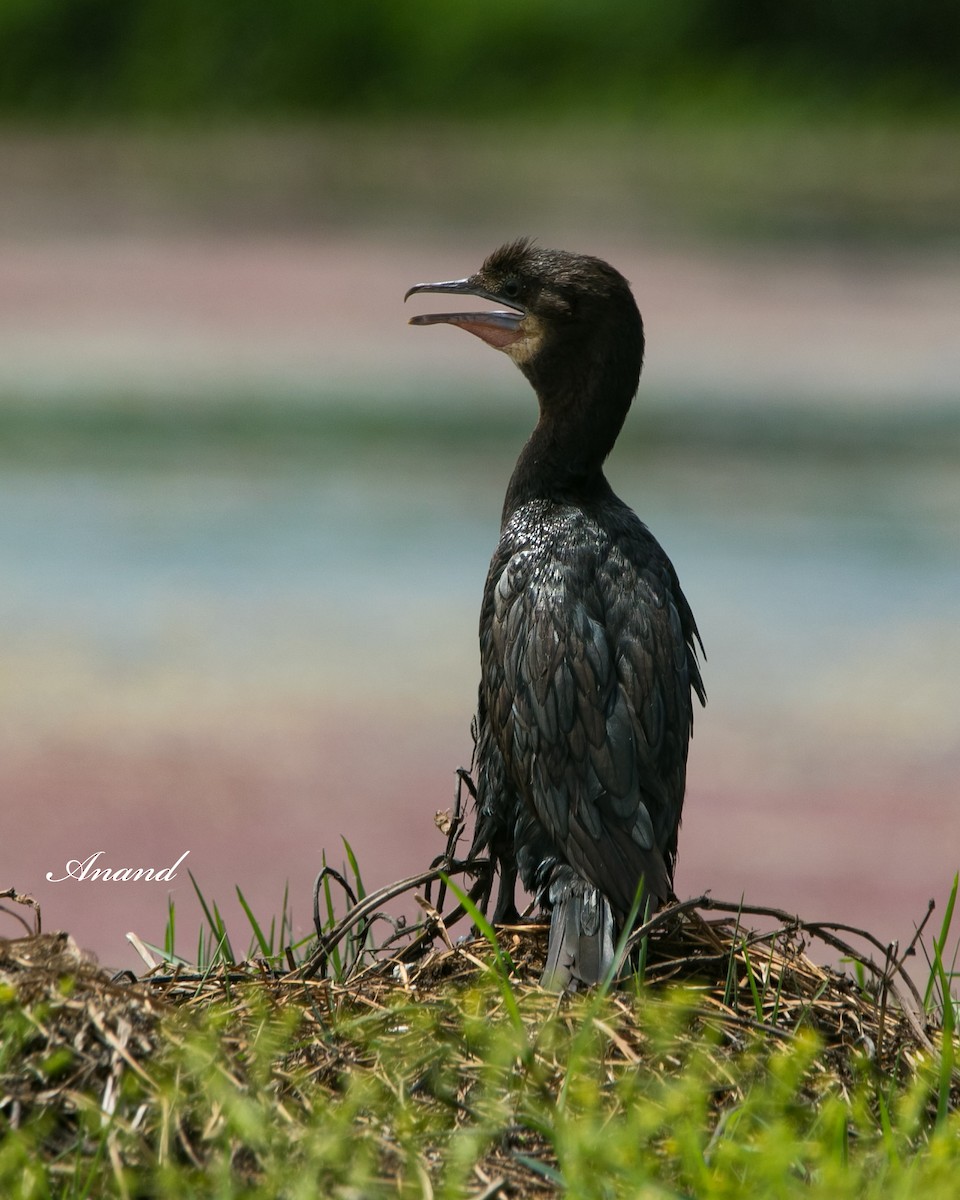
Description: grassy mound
xmin=1 ymin=867 xmax=958 ymax=1198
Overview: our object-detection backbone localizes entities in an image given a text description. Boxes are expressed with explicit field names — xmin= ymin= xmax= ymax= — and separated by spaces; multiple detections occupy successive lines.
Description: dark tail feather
xmin=540 ymin=869 xmax=616 ymax=992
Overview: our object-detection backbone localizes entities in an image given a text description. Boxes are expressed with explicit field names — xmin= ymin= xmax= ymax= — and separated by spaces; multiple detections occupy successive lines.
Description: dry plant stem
xmin=697 ymin=897 xmax=932 ymax=1055
xmin=304 ymin=767 xmax=483 ymax=979
xmin=0 ymin=888 xmax=41 ymax=936
xmin=312 ymin=865 xmax=358 ymax=938
xmin=300 ymin=859 xmax=486 ymax=981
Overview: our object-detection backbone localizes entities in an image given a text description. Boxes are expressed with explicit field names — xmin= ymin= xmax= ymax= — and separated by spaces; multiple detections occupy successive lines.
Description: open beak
xmin=404 ymin=277 xmax=524 ymax=351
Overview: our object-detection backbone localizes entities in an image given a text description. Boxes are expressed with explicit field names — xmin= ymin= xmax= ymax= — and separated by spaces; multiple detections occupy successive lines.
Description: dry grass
xmin=2 ymin=860 xmax=957 ymax=1198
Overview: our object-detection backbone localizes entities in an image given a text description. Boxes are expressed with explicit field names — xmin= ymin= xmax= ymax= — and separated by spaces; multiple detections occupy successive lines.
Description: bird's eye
xmin=501 ymin=278 xmax=521 ymax=300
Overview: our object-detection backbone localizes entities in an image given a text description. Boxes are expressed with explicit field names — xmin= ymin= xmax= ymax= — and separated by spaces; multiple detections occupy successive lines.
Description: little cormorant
xmin=406 ymin=239 xmax=705 ymax=989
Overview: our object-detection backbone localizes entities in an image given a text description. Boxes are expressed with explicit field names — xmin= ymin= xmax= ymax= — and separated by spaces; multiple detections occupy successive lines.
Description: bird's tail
xmin=540 ymin=868 xmax=617 ymax=992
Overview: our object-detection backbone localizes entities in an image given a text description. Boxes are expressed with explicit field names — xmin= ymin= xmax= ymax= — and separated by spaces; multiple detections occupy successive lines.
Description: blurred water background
xmin=1 ymin=3 xmax=958 ymax=971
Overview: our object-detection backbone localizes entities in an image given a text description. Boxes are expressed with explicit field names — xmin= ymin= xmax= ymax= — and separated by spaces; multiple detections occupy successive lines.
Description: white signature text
xmin=46 ymin=850 xmax=190 ymax=883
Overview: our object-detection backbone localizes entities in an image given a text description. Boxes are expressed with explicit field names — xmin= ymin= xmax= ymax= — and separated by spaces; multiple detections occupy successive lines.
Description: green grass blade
xmin=140 ymin=940 xmax=194 ymax=968
xmin=924 ymin=871 xmax=958 ymax=1011
xmin=933 ymin=933 xmax=957 ymax=1128
xmin=601 ymin=877 xmax=648 ymax=996
xmin=770 ymin=947 xmax=788 ymax=1026
xmin=512 ymin=1153 xmax=566 ymax=1188
xmin=280 ymin=880 xmax=292 ymax=948
xmin=236 ymin=885 xmax=273 ymax=960
xmin=722 ymin=897 xmax=746 ymax=1009
xmin=319 ymin=853 xmax=344 ymax=980
xmin=741 ymin=940 xmax=763 ymax=1022
xmin=876 ymin=1086 xmax=899 ymax=1166
xmin=440 ymin=872 xmax=522 ymax=1031
xmin=342 ymin=836 xmax=367 ymax=902
xmin=189 ymin=870 xmax=235 ymax=964
xmin=211 ymin=899 xmax=235 ymax=965
xmin=163 ymin=896 xmax=176 ymax=960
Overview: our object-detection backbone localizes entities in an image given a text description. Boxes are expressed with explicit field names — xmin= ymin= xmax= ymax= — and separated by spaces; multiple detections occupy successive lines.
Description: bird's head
xmin=405 ymin=238 xmax=644 ymax=401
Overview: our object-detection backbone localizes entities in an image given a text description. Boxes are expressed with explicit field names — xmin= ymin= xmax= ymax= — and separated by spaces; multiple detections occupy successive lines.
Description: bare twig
xmin=0 ymin=888 xmax=42 ymax=936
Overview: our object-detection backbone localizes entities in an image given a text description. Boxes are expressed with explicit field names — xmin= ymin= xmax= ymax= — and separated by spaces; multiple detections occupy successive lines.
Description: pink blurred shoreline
xmin=1 ymin=230 xmax=958 ymax=414
xmin=7 ymin=698 xmax=959 ymax=975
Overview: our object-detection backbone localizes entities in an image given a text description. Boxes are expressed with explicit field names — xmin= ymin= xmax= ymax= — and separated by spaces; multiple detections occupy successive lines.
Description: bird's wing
xmin=482 ymin=516 xmax=695 ymax=917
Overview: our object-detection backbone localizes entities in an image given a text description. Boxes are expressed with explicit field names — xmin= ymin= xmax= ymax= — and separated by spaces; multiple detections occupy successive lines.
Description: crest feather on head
xmin=482 ymin=237 xmax=537 ymax=275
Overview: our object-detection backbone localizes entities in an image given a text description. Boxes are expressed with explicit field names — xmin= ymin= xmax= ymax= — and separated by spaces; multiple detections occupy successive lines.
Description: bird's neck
xmin=501 ymin=357 xmax=635 ymax=523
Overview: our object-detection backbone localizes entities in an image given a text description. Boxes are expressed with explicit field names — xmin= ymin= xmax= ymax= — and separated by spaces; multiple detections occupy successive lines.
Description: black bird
xmin=406 ymin=239 xmax=705 ymax=989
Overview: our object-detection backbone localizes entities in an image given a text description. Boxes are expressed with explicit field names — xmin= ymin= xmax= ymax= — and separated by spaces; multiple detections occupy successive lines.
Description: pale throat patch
xmin=503 ymin=312 xmax=546 ymax=366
